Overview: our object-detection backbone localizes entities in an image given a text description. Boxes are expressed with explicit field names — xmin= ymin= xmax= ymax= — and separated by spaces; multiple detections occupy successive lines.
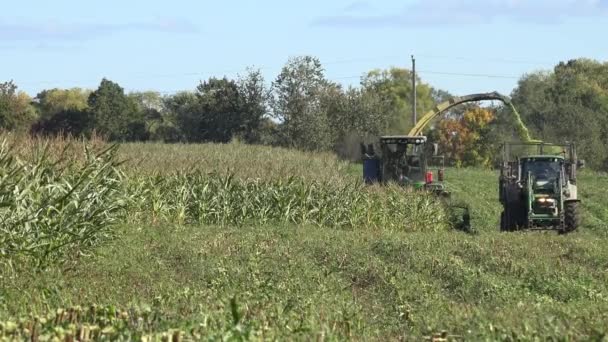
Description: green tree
xmin=31 ymin=109 xmax=92 ymax=137
xmin=255 ymin=117 xmax=280 ymax=146
xmin=128 ymin=91 xmax=167 ymax=140
xmin=32 ymin=88 xmax=90 ymax=136
xmin=195 ymin=77 xmax=246 ymax=143
xmin=0 ymin=81 xmax=38 ymax=131
xmin=163 ymin=91 xmax=197 ymax=142
xmin=88 ymin=79 xmax=146 ymax=141
xmin=361 ymin=68 xmax=435 ymax=135
xmin=35 ymin=88 xmax=89 ymax=119
xmin=128 ymin=91 xmax=164 ymax=121
xmin=323 ymin=86 xmax=393 ymax=159
xmin=236 ymin=69 xmax=269 ymax=143
xmin=511 ymin=59 xmax=608 ymax=169
xmin=165 ymin=78 xmax=251 ymax=143
xmin=510 ymin=71 xmax=555 ymax=140
xmin=271 ymin=56 xmax=332 ymax=151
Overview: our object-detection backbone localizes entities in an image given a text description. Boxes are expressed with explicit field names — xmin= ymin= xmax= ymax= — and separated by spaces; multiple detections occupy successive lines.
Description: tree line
xmin=2 ymin=57 xmax=607 ymax=169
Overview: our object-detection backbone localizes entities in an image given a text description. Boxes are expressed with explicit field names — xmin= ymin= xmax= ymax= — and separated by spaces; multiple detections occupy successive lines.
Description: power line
xmin=15 ymin=55 xmax=535 ymax=95
xmin=415 ymin=54 xmax=552 ymax=66
xmin=146 ymin=69 xmax=521 ymax=95
xmin=328 ymin=70 xmax=519 ymax=82
xmin=417 ymin=70 xmax=519 ymax=79
xmin=16 ymin=53 xmax=540 ymax=88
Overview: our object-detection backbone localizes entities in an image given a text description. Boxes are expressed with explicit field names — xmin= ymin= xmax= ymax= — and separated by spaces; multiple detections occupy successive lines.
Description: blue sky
xmin=2 ymin=0 xmax=607 ymax=97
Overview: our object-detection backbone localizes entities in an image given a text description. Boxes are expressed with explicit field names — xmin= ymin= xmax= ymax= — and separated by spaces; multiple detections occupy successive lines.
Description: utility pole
xmin=412 ymin=55 xmax=417 ymax=126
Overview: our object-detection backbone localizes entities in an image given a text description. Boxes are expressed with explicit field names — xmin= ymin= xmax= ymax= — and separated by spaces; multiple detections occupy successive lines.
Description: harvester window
xmin=407 ymin=156 xmax=421 ymax=167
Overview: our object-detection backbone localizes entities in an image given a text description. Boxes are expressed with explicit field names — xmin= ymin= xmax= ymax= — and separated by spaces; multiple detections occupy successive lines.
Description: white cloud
xmin=343 ymin=1 xmax=375 ymax=13
xmin=313 ymin=0 xmax=608 ymax=28
xmin=0 ymin=18 xmax=198 ymax=42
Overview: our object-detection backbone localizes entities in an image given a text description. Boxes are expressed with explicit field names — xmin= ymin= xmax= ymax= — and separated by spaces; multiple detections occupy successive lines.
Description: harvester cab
xmin=362 ymin=135 xmax=448 ymax=196
xmin=499 ymin=142 xmax=583 ymax=233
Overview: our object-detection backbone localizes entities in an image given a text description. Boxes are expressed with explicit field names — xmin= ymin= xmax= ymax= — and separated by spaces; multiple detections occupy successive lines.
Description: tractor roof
xmin=521 ymin=155 xmax=565 ymax=161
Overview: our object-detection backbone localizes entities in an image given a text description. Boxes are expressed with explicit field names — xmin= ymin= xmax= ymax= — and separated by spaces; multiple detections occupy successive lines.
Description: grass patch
xmin=2 ymin=224 xmax=607 ymax=340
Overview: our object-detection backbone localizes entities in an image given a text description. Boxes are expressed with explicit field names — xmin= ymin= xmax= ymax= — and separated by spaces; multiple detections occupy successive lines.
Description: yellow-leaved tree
xmin=437 ymin=107 xmax=495 ymax=167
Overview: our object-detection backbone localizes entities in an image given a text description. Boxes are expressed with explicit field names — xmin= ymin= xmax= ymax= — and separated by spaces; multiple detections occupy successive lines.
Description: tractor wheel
xmin=500 ymin=211 xmax=508 ymax=231
xmin=500 ymin=210 xmax=516 ymax=232
xmin=564 ymin=201 xmax=581 ymax=233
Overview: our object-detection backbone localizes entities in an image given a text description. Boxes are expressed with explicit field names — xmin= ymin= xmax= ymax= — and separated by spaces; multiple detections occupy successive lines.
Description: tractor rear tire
xmin=564 ymin=201 xmax=581 ymax=233
xmin=501 ymin=203 xmax=525 ymax=232
xmin=500 ymin=211 xmax=508 ymax=231
xmin=500 ymin=210 xmax=517 ymax=232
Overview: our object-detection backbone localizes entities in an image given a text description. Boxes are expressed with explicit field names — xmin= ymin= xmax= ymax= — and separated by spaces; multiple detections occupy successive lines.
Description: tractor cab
xmin=521 ymin=156 xmax=563 ymax=182
xmin=521 ymin=156 xmax=565 ymax=194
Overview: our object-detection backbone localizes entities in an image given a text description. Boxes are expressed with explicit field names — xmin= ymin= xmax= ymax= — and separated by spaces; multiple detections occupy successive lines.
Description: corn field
xmin=126 ymin=172 xmax=448 ymax=231
xmin=0 ymin=141 xmax=125 ymax=270
xmin=2 ymin=135 xmax=608 ymax=340
xmin=0 ymin=136 xmax=449 ymax=270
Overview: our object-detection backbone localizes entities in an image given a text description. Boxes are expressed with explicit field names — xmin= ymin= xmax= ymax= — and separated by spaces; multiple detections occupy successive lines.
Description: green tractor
xmin=361 ymin=135 xmax=471 ymax=231
xmin=499 ymin=142 xmax=584 ymax=233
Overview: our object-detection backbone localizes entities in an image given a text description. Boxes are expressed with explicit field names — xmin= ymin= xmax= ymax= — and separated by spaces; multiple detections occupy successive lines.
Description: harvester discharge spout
xmin=361 ymin=91 xmax=541 ymax=233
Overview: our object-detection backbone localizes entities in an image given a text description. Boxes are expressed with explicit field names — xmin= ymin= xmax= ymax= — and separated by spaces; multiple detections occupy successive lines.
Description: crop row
xmin=0 ymin=141 xmax=448 ymax=269
xmin=126 ymin=172 xmax=448 ymax=231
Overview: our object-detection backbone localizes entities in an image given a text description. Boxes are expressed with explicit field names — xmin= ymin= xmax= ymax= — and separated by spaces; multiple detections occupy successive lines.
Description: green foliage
xmin=31 ymin=109 xmax=92 ymax=137
xmin=30 ymin=88 xmax=91 ymax=137
xmin=0 ymin=142 xmax=126 ymax=269
xmin=327 ymin=86 xmax=394 ymax=159
xmin=254 ymin=117 xmax=281 ymax=146
xmin=7 ymin=56 xmax=608 ymax=169
xmin=236 ymin=68 xmax=269 ymax=144
xmin=0 ymin=81 xmax=37 ymax=132
xmin=161 ymin=91 xmax=196 ymax=142
xmin=128 ymin=91 xmax=165 ymax=138
xmin=35 ymin=88 xmax=89 ymax=120
xmin=2 ymin=224 xmax=608 ymax=340
xmin=195 ymin=77 xmax=249 ymax=143
xmin=88 ymin=79 xmax=145 ymax=141
xmin=2 ymin=56 xmax=608 ymax=172
xmin=361 ymin=67 xmax=436 ymax=134
xmin=0 ymin=136 xmax=446 ymax=271
xmin=164 ymin=69 xmax=267 ymax=144
xmin=126 ymin=172 xmax=448 ymax=231
xmin=269 ymin=60 xmax=440 ymax=154
xmin=0 ymin=81 xmax=18 ymax=130
xmin=87 ymin=136 xmax=353 ymax=182
xmin=271 ymin=56 xmax=333 ymax=151
xmin=128 ymin=91 xmax=164 ymax=116
xmin=512 ymin=59 xmax=608 ymax=169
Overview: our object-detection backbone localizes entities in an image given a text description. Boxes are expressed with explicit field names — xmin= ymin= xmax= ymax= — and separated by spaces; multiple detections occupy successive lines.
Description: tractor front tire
xmin=564 ymin=201 xmax=581 ymax=233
